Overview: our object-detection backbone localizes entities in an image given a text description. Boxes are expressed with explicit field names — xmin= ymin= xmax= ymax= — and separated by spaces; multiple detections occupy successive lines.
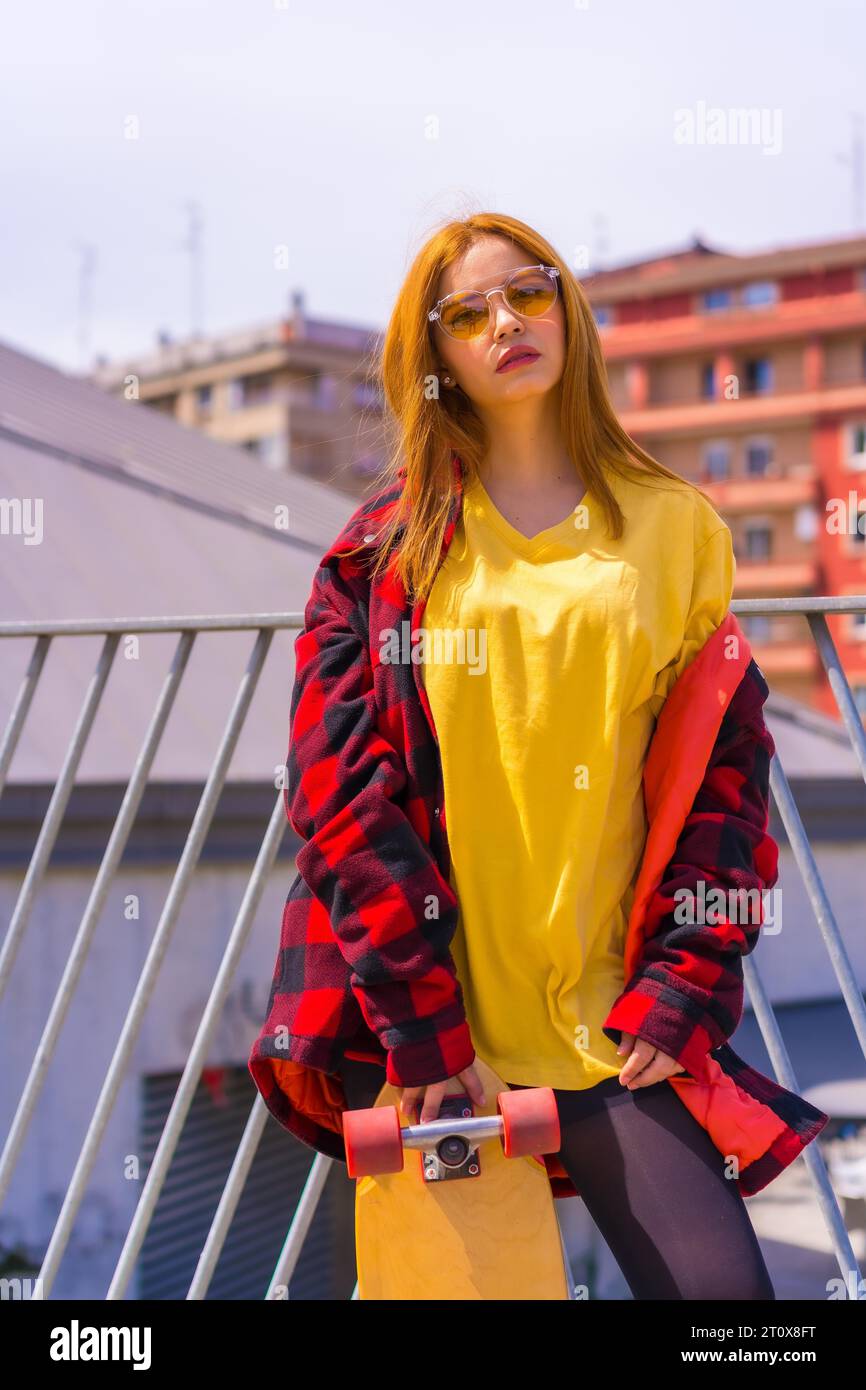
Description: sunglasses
xmin=428 ymin=263 xmax=561 ymax=341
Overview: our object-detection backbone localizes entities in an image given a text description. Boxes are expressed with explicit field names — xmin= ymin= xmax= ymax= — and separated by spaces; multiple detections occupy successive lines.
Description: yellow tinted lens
xmin=506 ymin=269 xmax=555 ymax=316
xmin=440 ymin=293 xmax=488 ymax=339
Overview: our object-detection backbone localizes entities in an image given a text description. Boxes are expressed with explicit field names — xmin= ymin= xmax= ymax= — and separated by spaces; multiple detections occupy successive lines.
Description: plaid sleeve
xmin=285 ymin=561 xmax=475 ymax=1088
xmin=602 ymin=658 xmax=779 ymax=1078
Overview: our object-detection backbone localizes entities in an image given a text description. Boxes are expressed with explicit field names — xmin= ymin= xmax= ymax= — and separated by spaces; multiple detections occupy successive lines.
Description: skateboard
xmin=344 ymin=1055 xmax=572 ymax=1300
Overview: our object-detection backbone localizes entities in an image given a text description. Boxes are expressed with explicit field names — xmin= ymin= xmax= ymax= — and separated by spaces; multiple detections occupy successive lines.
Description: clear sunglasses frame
xmin=427 ymin=263 xmax=561 ymax=339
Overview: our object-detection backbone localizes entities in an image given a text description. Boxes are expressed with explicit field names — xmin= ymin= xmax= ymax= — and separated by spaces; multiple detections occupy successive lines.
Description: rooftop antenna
xmin=75 ymin=241 xmax=97 ymax=370
xmin=837 ymin=112 xmax=865 ymax=231
xmin=181 ymin=200 xmax=204 ymax=337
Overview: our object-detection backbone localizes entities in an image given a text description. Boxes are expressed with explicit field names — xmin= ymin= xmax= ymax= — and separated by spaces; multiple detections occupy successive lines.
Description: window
xmin=196 ymin=384 xmax=212 ymax=416
xmin=312 ymin=374 xmax=338 ymax=410
xmin=794 ymin=505 xmax=820 ymax=542
xmin=226 ymin=379 xmax=245 ymax=411
xmin=593 ymin=304 xmax=613 ymax=328
xmin=226 ymin=375 xmax=273 ymax=410
xmin=744 ymin=358 xmax=773 ymax=394
xmin=742 ymin=614 xmax=772 ymax=642
xmin=700 ymin=288 xmax=732 ymax=312
xmin=700 ymin=362 xmax=715 ymax=399
xmin=849 ymin=612 xmax=866 ymax=641
xmin=744 ymin=523 xmax=772 ymax=560
xmin=854 ymin=502 xmax=866 ymax=545
xmin=853 ymin=684 xmax=866 ymax=716
xmin=353 ymin=381 xmax=382 ymax=410
xmin=847 ymin=421 xmax=866 ymax=469
xmin=742 ymin=281 xmax=779 ymax=307
xmin=703 ymin=440 xmax=731 ymax=481
xmin=745 ymin=438 xmax=773 ymax=475
xmin=242 ymin=373 xmax=274 ymax=407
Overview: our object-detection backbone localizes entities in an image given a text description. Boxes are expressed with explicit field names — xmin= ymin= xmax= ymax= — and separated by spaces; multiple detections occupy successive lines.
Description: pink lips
xmin=496 ymin=349 xmax=540 ymax=373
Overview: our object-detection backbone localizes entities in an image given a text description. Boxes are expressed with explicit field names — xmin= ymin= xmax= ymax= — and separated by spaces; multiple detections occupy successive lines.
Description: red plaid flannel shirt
xmin=248 ymin=456 xmax=829 ymax=1196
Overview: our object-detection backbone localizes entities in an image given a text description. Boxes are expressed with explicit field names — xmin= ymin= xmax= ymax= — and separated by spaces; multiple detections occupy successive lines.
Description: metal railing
xmin=1 ymin=598 xmax=865 ymax=1300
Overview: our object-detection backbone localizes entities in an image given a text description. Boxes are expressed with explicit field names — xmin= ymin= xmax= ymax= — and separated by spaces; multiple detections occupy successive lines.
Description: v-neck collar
xmin=464 ymin=471 xmax=592 ymax=560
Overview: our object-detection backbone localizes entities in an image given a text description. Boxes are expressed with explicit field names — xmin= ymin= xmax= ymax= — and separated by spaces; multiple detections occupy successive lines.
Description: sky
xmin=2 ymin=0 xmax=865 ymax=374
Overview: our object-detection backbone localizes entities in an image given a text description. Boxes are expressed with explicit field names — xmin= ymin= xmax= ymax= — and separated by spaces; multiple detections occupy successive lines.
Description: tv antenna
xmin=181 ymin=200 xmax=205 ymax=337
xmin=837 ymin=112 xmax=865 ymax=231
xmin=74 ymin=242 xmax=97 ymax=371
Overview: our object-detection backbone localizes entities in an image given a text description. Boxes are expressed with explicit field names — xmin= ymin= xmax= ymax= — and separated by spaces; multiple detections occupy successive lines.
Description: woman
xmin=248 ymin=212 xmax=828 ymax=1300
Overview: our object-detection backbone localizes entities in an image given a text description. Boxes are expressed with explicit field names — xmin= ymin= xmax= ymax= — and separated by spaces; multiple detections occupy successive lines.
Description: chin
xmin=497 ymin=376 xmax=555 ymax=398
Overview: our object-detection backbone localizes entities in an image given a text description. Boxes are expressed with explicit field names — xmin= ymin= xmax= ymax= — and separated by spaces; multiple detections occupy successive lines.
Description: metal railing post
xmin=0 ymin=598 xmax=864 ymax=1300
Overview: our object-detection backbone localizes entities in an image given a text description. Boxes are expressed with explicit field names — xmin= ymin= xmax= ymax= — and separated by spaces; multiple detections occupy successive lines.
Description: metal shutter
xmin=138 ymin=1065 xmax=356 ymax=1299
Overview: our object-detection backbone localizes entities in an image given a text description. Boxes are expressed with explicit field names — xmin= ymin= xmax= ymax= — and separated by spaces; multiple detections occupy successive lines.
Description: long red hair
xmin=352 ymin=210 xmax=709 ymax=601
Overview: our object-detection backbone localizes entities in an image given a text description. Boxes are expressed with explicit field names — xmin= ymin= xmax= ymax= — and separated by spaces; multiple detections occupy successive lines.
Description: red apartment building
xmin=581 ymin=233 xmax=866 ymax=719
xmin=90 ymin=235 xmax=866 ymax=719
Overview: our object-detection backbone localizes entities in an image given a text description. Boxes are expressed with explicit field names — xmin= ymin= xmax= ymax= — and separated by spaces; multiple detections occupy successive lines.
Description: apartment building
xmin=581 ymin=233 xmax=866 ymax=717
xmin=89 ymin=289 xmax=388 ymax=498
xmin=88 ymin=236 xmax=866 ymax=715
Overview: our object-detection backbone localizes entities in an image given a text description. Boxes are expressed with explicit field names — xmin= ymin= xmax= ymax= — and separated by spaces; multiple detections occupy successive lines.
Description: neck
xmin=475 ymin=391 xmax=576 ymax=490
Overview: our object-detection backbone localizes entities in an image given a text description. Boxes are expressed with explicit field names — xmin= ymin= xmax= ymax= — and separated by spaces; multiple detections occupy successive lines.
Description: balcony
xmin=600 ymin=290 xmax=866 ymax=361
xmin=747 ymin=640 xmax=823 ymax=677
xmin=734 ymin=559 xmax=823 ymax=594
xmin=620 ymin=381 xmax=866 ymax=437
xmin=700 ymin=473 xmax=819 ymax=513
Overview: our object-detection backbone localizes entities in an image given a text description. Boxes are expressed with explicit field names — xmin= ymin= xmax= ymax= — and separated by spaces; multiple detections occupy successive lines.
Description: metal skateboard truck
xmin=344 ymin=1083 xmax=560 ymax=1180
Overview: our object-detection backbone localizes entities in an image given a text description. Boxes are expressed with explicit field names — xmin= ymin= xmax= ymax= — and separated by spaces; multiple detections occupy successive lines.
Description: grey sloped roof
xmin=0 ymin=338 xmax=364 ymax=784
xmin=0 ymin=337 xmax=354 ymax=550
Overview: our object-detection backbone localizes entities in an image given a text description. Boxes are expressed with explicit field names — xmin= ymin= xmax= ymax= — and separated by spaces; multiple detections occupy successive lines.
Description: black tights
xmin=339 ymin=1058 xmax=776 ymax=1301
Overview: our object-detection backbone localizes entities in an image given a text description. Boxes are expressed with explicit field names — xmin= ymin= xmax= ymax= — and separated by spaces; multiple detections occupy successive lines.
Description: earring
xmin=442 ymin=374 xmax=453 ymax=385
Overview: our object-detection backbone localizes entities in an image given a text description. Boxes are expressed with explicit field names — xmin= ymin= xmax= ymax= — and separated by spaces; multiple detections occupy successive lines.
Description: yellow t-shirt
xmin=419 ymin=466 xmax=735 ymax=1089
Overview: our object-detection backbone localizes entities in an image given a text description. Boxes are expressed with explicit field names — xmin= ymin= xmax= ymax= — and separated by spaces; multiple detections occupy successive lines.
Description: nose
xmin=487 ymin=289 xmax=525 ymax=338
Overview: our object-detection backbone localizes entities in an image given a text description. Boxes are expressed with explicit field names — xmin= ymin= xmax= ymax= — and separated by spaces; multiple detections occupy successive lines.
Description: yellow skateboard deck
xmin=352 ymin=1056 xmax=571 ymax=1300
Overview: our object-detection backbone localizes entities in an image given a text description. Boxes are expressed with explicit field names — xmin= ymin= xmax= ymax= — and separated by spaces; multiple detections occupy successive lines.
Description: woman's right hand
xmin=398 ymin=1063 xmax=487 ymax=1122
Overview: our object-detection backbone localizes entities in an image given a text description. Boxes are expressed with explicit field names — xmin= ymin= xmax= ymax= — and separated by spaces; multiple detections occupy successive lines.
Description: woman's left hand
xmin=616 ymin=1032 xmax=686 ymax=1088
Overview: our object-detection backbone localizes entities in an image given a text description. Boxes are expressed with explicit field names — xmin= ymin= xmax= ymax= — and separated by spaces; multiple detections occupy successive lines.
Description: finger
xmin=462 ymin=1069 xmax=487 ymax=1107
xmin=617 ymin=1056 xmax=643 ymax=1085
xmin=400 ymin=1088 xmax=421 ymax=1117
xmin=420 ymin=1083 xmax=445 ymax=1123
xmin=617 ymin=1039 xmax=655 ymax=1085
xmin=616 ymin=1032 xmax=636 ymax=1058
xmin=624 ymin=1057 xmax=669 ymax=1089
